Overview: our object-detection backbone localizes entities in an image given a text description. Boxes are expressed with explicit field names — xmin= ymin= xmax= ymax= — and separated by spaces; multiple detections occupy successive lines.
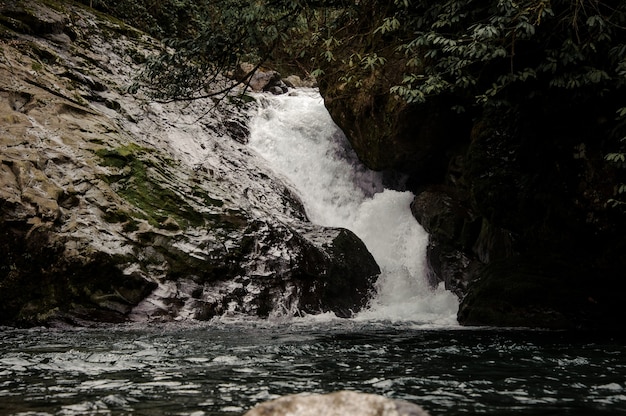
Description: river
xmin=1 ymin=323 xmax=625 ymax=415
xmin=1 ymin=90 xmax=625 ymax=415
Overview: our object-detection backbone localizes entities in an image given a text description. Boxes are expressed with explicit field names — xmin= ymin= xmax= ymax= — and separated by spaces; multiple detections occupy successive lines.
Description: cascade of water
xmin=248 ymin=89 xmax=458 ymax=325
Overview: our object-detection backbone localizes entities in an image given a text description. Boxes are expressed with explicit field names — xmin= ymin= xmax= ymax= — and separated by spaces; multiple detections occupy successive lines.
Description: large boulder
xmin=234 ymin=63 xmax=289 ymax=95
xmin=243 ymin=391 xmax=430 ymax=416
xmin=0 ymin=0 xmax=380 ymax=326
xmin=456 ymin=255 xmax=600 ymax=329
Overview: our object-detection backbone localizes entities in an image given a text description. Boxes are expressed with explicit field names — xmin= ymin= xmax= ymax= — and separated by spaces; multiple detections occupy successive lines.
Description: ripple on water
xmin=1 ymin=326 xmax=626 ymax=415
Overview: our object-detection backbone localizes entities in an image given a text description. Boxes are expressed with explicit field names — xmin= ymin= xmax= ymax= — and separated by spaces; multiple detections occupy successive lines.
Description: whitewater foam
xmin=248 ymin=89 xmax=459 ymax=325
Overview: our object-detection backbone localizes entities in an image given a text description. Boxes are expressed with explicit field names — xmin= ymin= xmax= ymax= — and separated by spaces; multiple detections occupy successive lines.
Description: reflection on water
xmin=1 ymin=320 xmax=625 ymax=415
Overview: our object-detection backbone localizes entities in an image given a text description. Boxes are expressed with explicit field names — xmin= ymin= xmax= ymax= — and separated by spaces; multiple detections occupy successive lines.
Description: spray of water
xmin=248 ymin=89 xmax=458 ymax=325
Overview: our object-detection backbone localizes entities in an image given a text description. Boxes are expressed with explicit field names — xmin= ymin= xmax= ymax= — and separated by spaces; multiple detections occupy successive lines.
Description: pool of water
xmin=1 ymin=319 xmax=625 ymax=415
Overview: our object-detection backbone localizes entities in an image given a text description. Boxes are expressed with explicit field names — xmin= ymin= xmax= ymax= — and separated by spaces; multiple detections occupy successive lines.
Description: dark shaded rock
xmin=425 ymin=240 xmax=481 ymax=298
xmin=235 ymin=63 xmax=288 ymax=94
xmin=457 ymin=255 xmax=605 ymax=329
xmin=320 ymin=79 xmax=469 ymax=185
xmin=411 ymin=187 xmax=482 ymax=297
xmin=0 ymin=0 xmax=69 ymax=36
xmin=416 ymin=102 xmax=626 ymax=329
xmin=297 ymin=229 xmax=380 ymax=317
xmin=411 ymin=188 xmax=478 ymax=250
xmin=0 ymin=223 xmax=157 ymax=326
xmin=60 ymin=69 xmax=107 ymax=92
xmin=223 ymin=119 xmax=249 ymax=144
xmin=283 ymin=74 xmax=317 ymax=89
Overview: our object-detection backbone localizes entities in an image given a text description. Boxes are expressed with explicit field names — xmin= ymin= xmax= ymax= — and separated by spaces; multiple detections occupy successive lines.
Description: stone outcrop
xmin=410 ymin=100 xmax=626 ymax=329
xmin=243 ymin=391 xmax=430 ymax=416
xmin=234 ymin=63 xmax=290 ymax=95
xmin=0 ymin=1 xmax=380 ymax=326
xmin=319 ymin=62 xmax=469 ymax=187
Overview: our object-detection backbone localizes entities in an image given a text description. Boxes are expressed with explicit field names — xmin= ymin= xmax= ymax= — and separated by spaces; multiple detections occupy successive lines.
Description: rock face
xmin=319 ymin=59 xmax=469 ymax=187
xmin=315 ymin=8 xmax=471 ymax=188
xmin=243 ymin=391 xmax=430 ymax=416
xmin=448 ymin=105 xmax=626 ymax=329
xmin=0 ymin=1 xmax=380 ymax=326
xmin=319 ymin=35 xmax=626 ymax=329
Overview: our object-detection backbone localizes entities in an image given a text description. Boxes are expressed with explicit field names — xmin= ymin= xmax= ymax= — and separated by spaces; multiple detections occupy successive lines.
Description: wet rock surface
xmin=0 ymin=0 xmax=379 ymax=326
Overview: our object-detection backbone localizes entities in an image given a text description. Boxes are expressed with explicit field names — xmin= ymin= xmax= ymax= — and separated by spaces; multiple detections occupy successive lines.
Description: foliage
xmin=137 ymin=1 xmax=308 ymax=101
xmin=605 ymin=106 xmax=626 ymax=208
xmin=375 ymin=0 xmax=626 ymax=109
xmin=78 ymin=0 xmax=346 ymax=100
xmin=87 ymin=0 xmax=626 ymax=207
xmin=287 ymin=0 xmax=625 ymax=112
xmin=84 ymin=0 xmax=626 ymax=110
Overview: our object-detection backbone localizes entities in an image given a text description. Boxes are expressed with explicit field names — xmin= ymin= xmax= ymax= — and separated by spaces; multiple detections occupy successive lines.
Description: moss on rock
xmin=95 ymin=144 xmax=215 ymax=229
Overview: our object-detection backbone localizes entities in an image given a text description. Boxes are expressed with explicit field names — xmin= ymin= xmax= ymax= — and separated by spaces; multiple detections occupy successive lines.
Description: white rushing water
xmin=248 ymin=89 xmax=459 ymax=325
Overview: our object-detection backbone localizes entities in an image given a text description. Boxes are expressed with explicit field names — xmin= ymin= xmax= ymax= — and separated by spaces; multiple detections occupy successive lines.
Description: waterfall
xmin=248 ymin=89 xmax=458 ymax=325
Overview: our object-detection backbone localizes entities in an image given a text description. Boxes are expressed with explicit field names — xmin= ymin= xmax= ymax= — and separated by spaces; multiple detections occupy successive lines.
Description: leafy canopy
xmin=89 ymin=0 xmax=626 ymax=205
xmin=379 ymin=0 xmax=626 ymax=109
xmin=85 ymin=0 xmax=626 ymax=109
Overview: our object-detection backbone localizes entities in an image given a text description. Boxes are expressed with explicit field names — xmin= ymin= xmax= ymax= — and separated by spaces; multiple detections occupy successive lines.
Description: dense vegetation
xmin=85 ymin=0 xmax=625 ymax=210
xmin=85 ymin=1 xmax=626 ymax=102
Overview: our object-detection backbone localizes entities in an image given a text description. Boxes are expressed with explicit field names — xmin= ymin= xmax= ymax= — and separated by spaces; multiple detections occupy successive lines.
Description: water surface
xmin=1 ymin=321 xmax=625 ymax=415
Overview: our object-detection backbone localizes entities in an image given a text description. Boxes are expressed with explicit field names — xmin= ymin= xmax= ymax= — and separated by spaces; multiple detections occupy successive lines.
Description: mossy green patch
xmin=95 ymin=144 xmax=222 ymax=230
xmin=192 ymin=186 xmax=224 ymax=208
xmin=102 ymin=207 xmax=137 ymax=226
xmin=228 ymin=93 xmax=256 ymax=105
xmin=95 ymin=143 xmax=143 ymax=168
xmin=31 ymin=61 xmax=43 ymax=72
xmin=32 ymin=0 xmax=66 ymax=13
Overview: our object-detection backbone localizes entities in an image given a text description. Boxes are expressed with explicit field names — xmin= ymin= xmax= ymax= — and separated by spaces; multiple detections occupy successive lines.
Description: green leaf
xmin=606 ymin=153 xmax=626 ymax=163
xmin=310 ymin=68 xmax=325 ymax=78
